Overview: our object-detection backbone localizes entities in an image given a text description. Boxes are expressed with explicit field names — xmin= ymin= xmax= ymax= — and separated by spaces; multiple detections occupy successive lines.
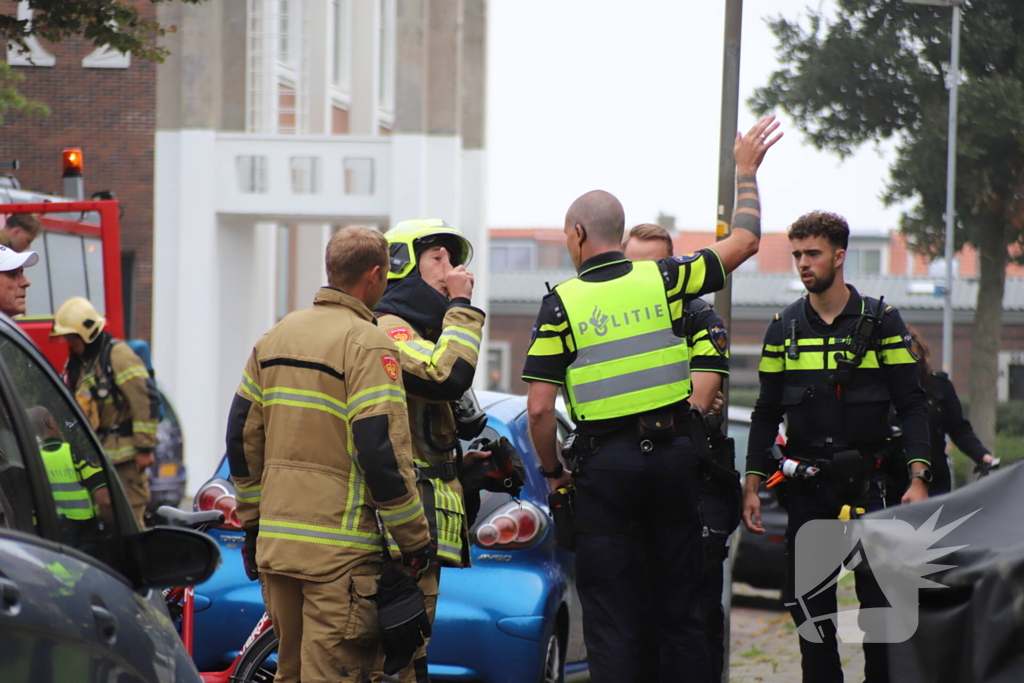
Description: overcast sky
xmin=485 ymin=0 xmax=913 ymax=234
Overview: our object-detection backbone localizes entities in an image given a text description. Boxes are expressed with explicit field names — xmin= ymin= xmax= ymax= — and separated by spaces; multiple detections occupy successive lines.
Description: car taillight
xmin=473 ymin=501 xmax=547 ymax=550
xmin=194 ymin=478 xmax=241 ymax=530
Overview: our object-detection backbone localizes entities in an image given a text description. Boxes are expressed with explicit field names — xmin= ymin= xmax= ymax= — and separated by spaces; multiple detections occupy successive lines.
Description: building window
xmin=121 ymin=251 xmax=135 ymax=338
xmin=491 ymin=244 xmax=533 ymax=271
xmin=331 ymin=0 xmax=349 ymax=90
xmin=332 ymin=105 xmax=350 ymax=134
xmin=290 ymin=157 xmax=320 ymax=194
xmin=276 ymin=225 xmax=294 ymax=321
xmin=343 ymin=158 xmax=375 ymax=196
xmin=278 ymin=81 xmax=297 ymax=133
xmin=487 ymin=342 xmax=512 ymax=393
xmin=278 ymin=0 xmax=294 ymax=65
xmin=237 ymin=156 xmax=268 ymax=194
xmin=845 ymin=248 xmax=883 ymax=276
xmin=378 ymin=0 xmax=395 ymax=114
xmin=927 ymin=257 xmax=960 ymax=278
xmin=1009 ymin=364 xmax=1024 ymax=403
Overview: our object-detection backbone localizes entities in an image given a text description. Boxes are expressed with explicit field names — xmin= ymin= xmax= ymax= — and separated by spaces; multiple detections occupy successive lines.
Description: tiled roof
xmin=488 ymin=270 xmax=1024 ymax=311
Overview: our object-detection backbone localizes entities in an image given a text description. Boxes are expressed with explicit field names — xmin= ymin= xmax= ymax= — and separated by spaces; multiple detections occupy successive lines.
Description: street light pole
xmin=904 ymin=0 xmax=962 ymax=374
xmin=942 ymin=3 xmax=961 ymax=375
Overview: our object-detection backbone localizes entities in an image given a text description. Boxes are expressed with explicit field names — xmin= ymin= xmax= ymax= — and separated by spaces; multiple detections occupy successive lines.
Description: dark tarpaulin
xmin=862 ymin=462 xmax=1024 ymax=682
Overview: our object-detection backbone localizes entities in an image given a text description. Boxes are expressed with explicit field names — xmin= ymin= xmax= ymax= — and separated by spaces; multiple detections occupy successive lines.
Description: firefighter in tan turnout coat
xmin=53 ymin=296 xmax=160 ymax=529
xmin=227 ymin=227 xmax=431 ymax=683
xmin=375 ymin=219 xmax=487 ymax=683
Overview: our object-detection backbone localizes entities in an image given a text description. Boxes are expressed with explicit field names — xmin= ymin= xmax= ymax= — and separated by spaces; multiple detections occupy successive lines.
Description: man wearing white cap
xmin=0 ymin=244 xmax=39 ymax=317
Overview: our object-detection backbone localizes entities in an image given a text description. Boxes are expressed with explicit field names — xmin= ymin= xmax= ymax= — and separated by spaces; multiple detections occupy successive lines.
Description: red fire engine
xmin=0 ymin=151 xmax=124 ymax=369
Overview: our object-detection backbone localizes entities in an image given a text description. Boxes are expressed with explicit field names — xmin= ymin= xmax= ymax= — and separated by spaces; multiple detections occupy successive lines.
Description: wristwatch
xmin=539 ymin=461 xmax=565 ymax=479
xmin=909 ymin=469 xmax=933 ymax=484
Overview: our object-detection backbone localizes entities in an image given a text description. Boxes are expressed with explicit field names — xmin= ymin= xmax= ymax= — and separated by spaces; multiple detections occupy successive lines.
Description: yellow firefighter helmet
xmin=50 ymin=296 xmax=106 ymax=343
xmin=384 ymin=219 xmax=474 ymax=280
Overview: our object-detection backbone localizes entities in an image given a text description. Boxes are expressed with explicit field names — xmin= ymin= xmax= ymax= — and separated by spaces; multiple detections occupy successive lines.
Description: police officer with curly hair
xmin=743 ymin=211 xmax=931 ymax=683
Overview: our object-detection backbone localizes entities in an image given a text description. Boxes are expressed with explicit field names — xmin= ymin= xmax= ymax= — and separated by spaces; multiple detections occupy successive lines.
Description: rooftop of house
xmin=487 ymin=269 xmax=1024 ymax=312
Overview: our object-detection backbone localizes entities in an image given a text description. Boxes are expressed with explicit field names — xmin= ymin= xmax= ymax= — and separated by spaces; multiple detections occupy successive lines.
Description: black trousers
xmin=783 ymin=478 xmax=889 ymax=683
xmin=574 ymin=436 xmax=710 ymax=683
xmin=698 ymin=478 xmax=732 ymax=681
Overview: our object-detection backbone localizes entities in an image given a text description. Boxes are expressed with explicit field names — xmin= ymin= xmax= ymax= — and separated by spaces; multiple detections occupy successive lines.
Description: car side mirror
xmin=123 ymin=527 xmax=221 ymax=589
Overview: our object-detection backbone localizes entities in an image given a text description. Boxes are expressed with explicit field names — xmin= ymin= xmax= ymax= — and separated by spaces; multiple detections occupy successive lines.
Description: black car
xmin=0 ymin=315 xmax=219 ymax=683
xmin=729 ymin=406 xmax=788 ymax=591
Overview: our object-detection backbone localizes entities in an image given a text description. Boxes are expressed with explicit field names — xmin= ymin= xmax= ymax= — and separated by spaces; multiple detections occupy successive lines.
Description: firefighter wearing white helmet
xmin=52 ymin=296 xmax=160 ymax=528
xmin=375 ymin=218 xmax=487 ymax=683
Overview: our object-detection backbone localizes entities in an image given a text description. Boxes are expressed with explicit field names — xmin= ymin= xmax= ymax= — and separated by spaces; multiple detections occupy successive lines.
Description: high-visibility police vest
xmin=766 ymin=296 xmax=902 ymax=448
xmin=40 ymin=442 xmax=99 ymax=521
xmin=557 ymin=260 xmax=690 ymax=421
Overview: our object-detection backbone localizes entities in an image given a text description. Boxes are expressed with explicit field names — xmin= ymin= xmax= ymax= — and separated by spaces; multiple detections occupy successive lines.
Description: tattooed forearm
xmin=732 ymin=174 xmax=761 ymax=239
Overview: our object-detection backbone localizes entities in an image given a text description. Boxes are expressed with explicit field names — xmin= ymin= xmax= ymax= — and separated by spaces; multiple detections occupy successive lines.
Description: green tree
xmin=1 ymin=0 xmax=205 ymax=64
xmin=751 ymin=1 xmax=1024 ymax=449
xmin=0 ymin=61 xmax=49 ymax=124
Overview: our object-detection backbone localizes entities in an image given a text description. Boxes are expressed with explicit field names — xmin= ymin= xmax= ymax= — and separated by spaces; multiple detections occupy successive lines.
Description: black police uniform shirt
xmin=745 ymin=285 xmax=930 ymax=477
xmin=522 ymin=249 xmax=726 ymax=437
xmin=686 ymin=298 xmax=729 ymax=378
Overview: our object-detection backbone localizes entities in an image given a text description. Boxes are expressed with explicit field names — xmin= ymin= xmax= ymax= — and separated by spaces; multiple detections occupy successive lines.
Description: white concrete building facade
xmin=154 ymin=0 xmax=489 ymax=483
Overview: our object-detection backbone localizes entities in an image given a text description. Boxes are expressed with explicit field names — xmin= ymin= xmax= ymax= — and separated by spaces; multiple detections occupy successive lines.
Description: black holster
xmin=548 ymin=485 xmax=576 ymax=551
xmin=689 ymin=409 xmax=742 ymax=535
xmin=560 ymin=431 xmax=596 ymax=472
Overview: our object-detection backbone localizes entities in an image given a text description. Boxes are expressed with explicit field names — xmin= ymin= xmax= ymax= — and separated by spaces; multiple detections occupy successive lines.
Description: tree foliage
xmin=1 ymin=0 xmax=205 ymax=64
xmin=0 ymin=61 xmax=49 ymax=124
xmin=751 ymin=0 xmax=1024 ymax=260
xmin=751 ymin=0 xmax=1024 ymax=447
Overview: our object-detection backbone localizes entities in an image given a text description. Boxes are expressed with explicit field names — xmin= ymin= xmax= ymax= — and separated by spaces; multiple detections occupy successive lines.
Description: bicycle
xmin=155 ymin=506 xmax=279 ymax=683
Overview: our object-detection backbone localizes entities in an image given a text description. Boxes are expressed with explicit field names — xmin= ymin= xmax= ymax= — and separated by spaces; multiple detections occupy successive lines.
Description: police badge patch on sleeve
xmin=904 ymin=331 xmax=919 ymax=360
xmin=673 ymin=253 xmax=699 ymax=264
xmin=709 ymin=324 xmax=729 ymax=355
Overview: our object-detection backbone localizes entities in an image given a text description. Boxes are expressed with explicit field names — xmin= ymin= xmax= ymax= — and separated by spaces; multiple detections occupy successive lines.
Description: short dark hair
xmin=6 ymin=214 xmax=41 ymax=237
xmin=787 ymin=211 xmax=849 ymax=250
xmin=623 ymin=223 xmax=673 ymax=256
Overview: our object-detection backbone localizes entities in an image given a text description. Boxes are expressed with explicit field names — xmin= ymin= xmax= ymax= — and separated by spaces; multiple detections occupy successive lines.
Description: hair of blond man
xmin=326 ymin=226 xmax=388 ymax=289
xmin=623 ymin=223 xmax=673 ymax=257
xmin=6 ymin=213 xmax=41 ymax=237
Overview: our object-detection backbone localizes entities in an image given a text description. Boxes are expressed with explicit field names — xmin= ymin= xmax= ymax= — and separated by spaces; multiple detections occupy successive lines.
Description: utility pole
xmin=716 ymin=0 xmax=743 ymax=412
xmin=715 ymin=4 xmax=743 ymax=682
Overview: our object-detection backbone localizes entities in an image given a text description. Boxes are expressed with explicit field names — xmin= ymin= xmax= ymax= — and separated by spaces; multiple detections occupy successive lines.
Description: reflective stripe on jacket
xmin=70 ymin=338 xmax=159 ymax=465
xmin=41 ymin=442 xmax=99 ymax=520
xmin=377 ymin=303 xmax=485 ymax=567
xmin=760 ymin=294 xmax=917 ymax=449
xmin=557 ymin=260 xmax=690 ymax=421
xmin=227 ymin=287 xmax=430 ymax=582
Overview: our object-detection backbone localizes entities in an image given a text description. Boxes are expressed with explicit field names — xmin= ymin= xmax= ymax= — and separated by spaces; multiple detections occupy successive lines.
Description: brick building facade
xmin=488 ymin=227 xmax=1024 ymax=400
xmin=0 ymin=0 xmax=157 ymax=339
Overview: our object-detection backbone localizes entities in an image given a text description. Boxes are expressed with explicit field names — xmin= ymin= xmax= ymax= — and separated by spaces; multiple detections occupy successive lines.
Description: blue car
xmin=190 ymin=390 xmax=588 ymax=682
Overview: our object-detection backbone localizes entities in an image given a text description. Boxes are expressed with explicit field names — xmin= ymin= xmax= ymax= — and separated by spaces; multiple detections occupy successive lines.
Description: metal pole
xmin=715 ymin=4 xmax=743 ymax=683
xmin=716 ymin=0 xmax=743 ymax=405
xmin=942 ymin=3 xmax=961 ymax=374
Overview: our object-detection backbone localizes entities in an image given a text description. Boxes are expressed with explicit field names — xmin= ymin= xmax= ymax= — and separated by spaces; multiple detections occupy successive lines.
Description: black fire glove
xmin=242 ymin=524 xmax=259 ymax=581
xmin=402 ymin=539 xmax=437 ymax=582
xmin=378 ymin=564 xmax=432 ymax=676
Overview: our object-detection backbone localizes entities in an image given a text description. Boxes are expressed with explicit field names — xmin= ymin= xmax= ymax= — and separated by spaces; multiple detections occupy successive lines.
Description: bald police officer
xmin=525 ymin=116 xmax=782 ymax=683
